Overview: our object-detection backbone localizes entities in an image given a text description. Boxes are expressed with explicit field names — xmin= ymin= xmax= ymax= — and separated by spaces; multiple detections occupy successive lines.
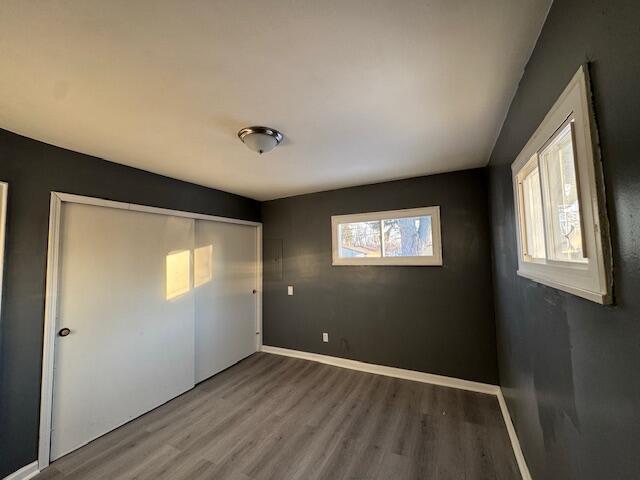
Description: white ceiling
xmin=0 ymin=0 xmax=551 ymax=200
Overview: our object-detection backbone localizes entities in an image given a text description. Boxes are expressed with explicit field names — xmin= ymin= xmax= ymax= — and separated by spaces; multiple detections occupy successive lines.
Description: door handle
xmin=58 ymin=328 xmax=71 ymax=337
xmin=252 ymin=289 xmax=257 ymax=294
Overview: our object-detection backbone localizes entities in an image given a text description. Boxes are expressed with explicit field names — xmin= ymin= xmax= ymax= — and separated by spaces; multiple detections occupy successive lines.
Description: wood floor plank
xmin=34 ymin=352 xmax=520 ymax=480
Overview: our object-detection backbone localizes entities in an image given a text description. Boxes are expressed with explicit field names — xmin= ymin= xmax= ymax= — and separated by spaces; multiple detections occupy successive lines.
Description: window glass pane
xmin=540 ymin=123 xmax=586 ymax=262
xmin=338 ymin=221 xmax=381 ymax=258
xmin=382 ymin=216 xmax=433 ymax=257
xmin=522 ymin=164 xmax=546 ymax=260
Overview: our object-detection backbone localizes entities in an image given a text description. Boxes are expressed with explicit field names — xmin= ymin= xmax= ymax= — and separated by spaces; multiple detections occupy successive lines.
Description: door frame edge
xmin=38 ymin=192 xmax=63 ymax=469
xmin=256 ymin=223 xmax=263 ymax=351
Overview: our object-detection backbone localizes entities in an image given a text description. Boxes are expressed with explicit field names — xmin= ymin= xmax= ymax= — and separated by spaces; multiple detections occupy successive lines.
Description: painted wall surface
xmin=487 ymin=1 xmax=640 ymax=479
xmin=262 ymin=170 xmax=498 ymax=384
xmin=0 ymin=129 xmax=260 ymax=478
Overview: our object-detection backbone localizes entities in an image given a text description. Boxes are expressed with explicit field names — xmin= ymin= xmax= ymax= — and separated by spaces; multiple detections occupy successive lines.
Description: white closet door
xmin=194 ymin=220 xmax=258 ymax=383
xmin=51 ymin=203 xmax=195 ymax=460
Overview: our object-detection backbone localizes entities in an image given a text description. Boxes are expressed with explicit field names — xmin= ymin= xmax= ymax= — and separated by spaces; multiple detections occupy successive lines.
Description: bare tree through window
xmin=383 ymin=216 xmax=432 ymax=257
xmin=339 ymin=216 xmax=432 ymax=258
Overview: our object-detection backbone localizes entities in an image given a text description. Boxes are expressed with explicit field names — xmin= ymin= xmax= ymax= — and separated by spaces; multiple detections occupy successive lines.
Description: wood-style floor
xmin=35 ymin=352 xmax=520 ymax=480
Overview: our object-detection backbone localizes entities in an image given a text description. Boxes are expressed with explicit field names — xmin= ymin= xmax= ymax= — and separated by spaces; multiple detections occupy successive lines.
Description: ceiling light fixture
xmin=237 ymin=126 xmax=283 ymax=154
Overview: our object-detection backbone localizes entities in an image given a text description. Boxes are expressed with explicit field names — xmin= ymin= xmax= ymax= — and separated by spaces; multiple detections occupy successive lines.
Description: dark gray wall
xmin=487 ymin=1 xmax=640 ymax=479
xmin=262 ymin=170 xmax=498 ymax=384
xmin=0 ymin=129 xmax=260 ymax=478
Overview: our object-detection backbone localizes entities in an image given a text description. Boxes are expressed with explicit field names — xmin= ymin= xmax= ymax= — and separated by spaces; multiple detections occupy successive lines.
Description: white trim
xmin=497 ymin=390 xmax=532 ymax=480
xmin=255 ymin=225 xmax=263 ymax=351
xmin=2 ymin=462 xmax=39 ymax=480
xmin=53 ymin=192 xmax=262 ymax=227
xmin=0 ymin=182 xmax=7 ymax=324
xmin=261 ymin=345 xmax=533 ymax=480
xmin=260 ymin=345 xmax=498 ymax=395
xmin=38 ymin=192 xmax=263 ymax=470
xmin=331 ymin=206 xmax=443 ymax=266
xmin=38 ymin=194 xmax=63 ymax=469
xmin=517 ymin=269 xmax=605 ymax=304
xmin=511 ymin=65 xmax=612 ymax=304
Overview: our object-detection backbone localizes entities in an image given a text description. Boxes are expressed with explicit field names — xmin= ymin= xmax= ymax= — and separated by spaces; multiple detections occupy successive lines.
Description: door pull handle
xmin=58 ymin=328 xmax=71 ymax=337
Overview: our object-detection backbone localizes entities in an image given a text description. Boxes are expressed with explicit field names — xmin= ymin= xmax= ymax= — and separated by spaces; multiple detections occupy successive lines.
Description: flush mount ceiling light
xmin=237 ymin=126 xmax=283 ymax=154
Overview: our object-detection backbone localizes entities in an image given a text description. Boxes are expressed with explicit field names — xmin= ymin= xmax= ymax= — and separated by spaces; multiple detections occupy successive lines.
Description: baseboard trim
xmin=260 ymin=345 xmax=532 ymax=480
xmin=3 ymin=462 xmax=39 ymax=480
xmin=261 ymin=345 xmax=499 ymax=395
xmin=497 ymin=389 xmax=532 ymax=480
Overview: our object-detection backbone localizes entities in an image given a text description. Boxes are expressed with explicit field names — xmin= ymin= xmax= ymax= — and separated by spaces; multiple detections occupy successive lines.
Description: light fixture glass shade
xmin=242 ymin=132 xmax=278 ymax=154
xmin=238 ymin=126 xmax=283 ymax=154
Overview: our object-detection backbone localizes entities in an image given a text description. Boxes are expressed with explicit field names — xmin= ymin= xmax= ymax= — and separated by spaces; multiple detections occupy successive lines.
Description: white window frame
xmin=331 ymin=206 xmax=443 ymax=266
xmin=511 ymin=65 xmax=612 ymax=304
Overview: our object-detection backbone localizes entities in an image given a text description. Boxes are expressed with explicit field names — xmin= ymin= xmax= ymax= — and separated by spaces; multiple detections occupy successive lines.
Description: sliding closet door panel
xmin=195 ymin=220 xmax=257 ymax=383
xmin=51 ymin=204 xmax=195 ymax=460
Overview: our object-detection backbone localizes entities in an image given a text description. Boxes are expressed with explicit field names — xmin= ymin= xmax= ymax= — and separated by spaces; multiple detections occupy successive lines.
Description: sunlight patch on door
xmin=166 ymin=250 xmax=191 ymax=300
xmin=194 ymin=244 xmax=213 ymax=287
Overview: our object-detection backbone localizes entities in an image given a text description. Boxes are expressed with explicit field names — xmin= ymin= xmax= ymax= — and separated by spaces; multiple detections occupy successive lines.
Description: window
xmin=512 ymin=65 xmax=612 ymax=304
xmin=331 ymin=206 xmax=442 ymax=266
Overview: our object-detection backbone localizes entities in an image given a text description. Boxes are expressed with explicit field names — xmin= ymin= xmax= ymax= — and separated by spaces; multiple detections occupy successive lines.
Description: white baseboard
xmin=260 ymin=345 xmax=532 ymax=480
xmin=3 ymin=462 xmax=39 ymax=480
xmin=497 ymin=389 xmax=532 ymax=480
xmin=260 ymin=345 xmax=499 ymax=395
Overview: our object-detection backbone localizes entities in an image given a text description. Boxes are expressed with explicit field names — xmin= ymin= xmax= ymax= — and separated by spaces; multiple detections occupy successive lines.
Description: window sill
xmin=516 ymin=269 xmax=610 ymax=305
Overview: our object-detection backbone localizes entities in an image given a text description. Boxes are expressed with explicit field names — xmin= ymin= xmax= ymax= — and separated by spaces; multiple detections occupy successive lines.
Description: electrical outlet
xmin=322 ymin=332 xmax=329 ymax=342
xmin=287 ymin=285 xmax=294 ymax=295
